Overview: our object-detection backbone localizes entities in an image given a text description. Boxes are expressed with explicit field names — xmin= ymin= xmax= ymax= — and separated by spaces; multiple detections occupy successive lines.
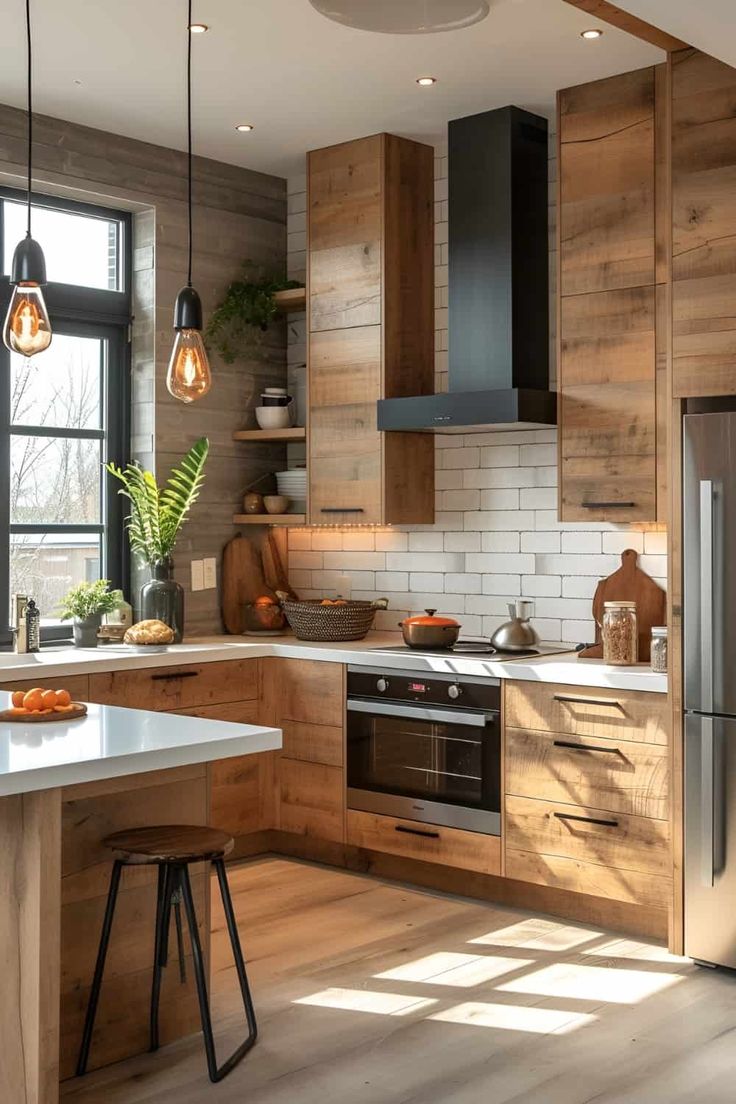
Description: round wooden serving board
xmin=0 ymin=703 xmax=88 ymax=723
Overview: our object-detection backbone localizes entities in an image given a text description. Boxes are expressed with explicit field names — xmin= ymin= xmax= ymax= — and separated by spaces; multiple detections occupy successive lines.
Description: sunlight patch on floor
xmin=497 ymin=962 xmax=686 ymax=1004
xmin=581 ymin=938 xmax=690 ymax=965
xmin=294 ymin=988 xmax=438 ymax=1016
xmin=469 ymin=918 xmax=602 ymax=952
xmin=375 ymin=952 xmax=534 ymax=988
xmin=429 ymin=1001 xmax=596 ymax=1034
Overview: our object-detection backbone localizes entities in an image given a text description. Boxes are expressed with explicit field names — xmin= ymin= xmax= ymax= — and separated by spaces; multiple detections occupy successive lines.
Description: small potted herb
xmin=59 ymin=580 xmax=121 ymax=648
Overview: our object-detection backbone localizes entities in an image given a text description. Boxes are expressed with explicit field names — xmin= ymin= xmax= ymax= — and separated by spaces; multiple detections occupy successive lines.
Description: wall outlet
xmin=203 ymin=557 xmax=217 ymax=590
xmin=191 ymin=559 xmax=205 ymax=592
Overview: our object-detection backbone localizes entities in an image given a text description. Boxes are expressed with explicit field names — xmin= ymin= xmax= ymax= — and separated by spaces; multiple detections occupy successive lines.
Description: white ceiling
xmin=616 ymin=1 xmax=736 ymax=67
xmin=0 ymin=0 xmax=663 ymax=180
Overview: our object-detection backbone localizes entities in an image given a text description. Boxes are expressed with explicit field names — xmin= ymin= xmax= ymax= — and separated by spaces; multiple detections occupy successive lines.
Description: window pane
xmin=3 ymin=200 xmax=120 ymax=290
xmin=10 ymin=436 xmax=102 ymax=524
xmin=10 ymin=532 xmax=101 ymax=622
xmin=11 ymin=334 xmax=102 ymax=429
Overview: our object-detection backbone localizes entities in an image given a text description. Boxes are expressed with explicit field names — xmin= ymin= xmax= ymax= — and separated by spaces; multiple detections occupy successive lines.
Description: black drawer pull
xmin=553 ymin=739 xmax=621 ymax=756
xmin=581 ymin=501 xmax=636 ymax=509
xmin=150 ymin=670 xmax=199 ymax=681
xmin=320 ymin=508 xmax=365 ymax=514
xmin=554 ymin=812 xmax=619 ymax=828
xmin=553 ymin=693 xmax=624 ymax=712
xmin=395 ymin=825 xmax=440 ymax=840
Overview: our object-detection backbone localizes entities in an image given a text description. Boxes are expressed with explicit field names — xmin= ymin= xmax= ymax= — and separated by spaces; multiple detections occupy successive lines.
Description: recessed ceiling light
xmin=580 ymin=28 xmax=603 ymax=39
xmin=416 ymin=76 xmax=437 ymax=86
xmin=235 ymin=123 xmax=254 ymax=133
xmin=189 ymin=23 xmax=208 ymax=33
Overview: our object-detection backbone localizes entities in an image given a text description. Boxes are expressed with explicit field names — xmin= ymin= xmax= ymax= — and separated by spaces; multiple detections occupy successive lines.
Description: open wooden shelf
xmin=274 ymin=287 xmax=306 ymax=312
xmin=233 ymin=427 xmax=306 ymax=442
xmin=233 ymin=513 xmax=306 ymax=526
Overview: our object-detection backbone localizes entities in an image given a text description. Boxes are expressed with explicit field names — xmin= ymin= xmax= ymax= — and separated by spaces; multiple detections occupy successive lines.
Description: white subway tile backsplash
xmin=289 ymin=550 xmax=324 ymax=569
xmin=323 ymin=551 xmax=386 ymax=570
xmin=536 ymin=554 xmax=621 ymax=576
xmin=481 ymin=531 xmax=521 ymax=552
xmin=445 ymin=531 xmax=482 ymax=552
xmin=410 ymin=572 xmax=446 ymax=592
xmin=521 ymin=531 xmax=560 ymax=553
xmin=445 ymin=573 xmax=481 ymax=594
xmin=408 ymin=531 xmax=445 ymax=552
xmin=562 ymin=576 xmax=600 ymax=599
xmin=481 ymin=574 xmax=522 ymax=595
xmin=478 ymin=488 xmax=520 ymax=511
xmin=522 ymin=574 xmax=562 ymax=597
xmin=480 ymin=445 xmax=520 ymax=468
xmin=342 ymin=531 xmax=376 ymax=551
xmin=644 ymin=530 xmax=667 ymax=555
xmin=386 ymin=552 xmax=464 ymax=572
xmin=311 ymin=530 xmax=344 ymax=551
xmin=563 ymin=620 xmax=596 ymax=644
xmin=520 ymin=487 xmax=558 ymax=511
xmin=375 ymin=530 xmax=409 ymax=551
xmin=440 ymin=446 xmax=480 ymax=470
xmin=441 ymin=489 xmax=482 ymax=512
xmin=376 ymin=571 xmax=409 ymax=591
xmin=520 ymin=443 xmax=557 ymax=467
xmin=470 ymin=511 xmax=536 ymax=531
xmin=466 ymin=552 xmax=536 ymax=574
xmin=561 ymin=531 xmax=602 ymax=554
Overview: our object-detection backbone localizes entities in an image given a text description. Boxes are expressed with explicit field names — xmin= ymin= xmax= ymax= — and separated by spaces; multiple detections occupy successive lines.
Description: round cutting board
xmin=0 ymin=703 xmax=88 ymax=723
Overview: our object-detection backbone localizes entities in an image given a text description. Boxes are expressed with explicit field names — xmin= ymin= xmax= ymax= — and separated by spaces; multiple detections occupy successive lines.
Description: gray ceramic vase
xmin=73 ymin=614 xmax=101 ymax=648
xmin=140 ymin=557 xmax=184 ymax=643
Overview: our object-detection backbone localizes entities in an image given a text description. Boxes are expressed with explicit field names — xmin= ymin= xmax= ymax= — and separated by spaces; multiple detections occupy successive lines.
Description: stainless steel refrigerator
xmin=684 ymin=410 xmax=736 ymax=967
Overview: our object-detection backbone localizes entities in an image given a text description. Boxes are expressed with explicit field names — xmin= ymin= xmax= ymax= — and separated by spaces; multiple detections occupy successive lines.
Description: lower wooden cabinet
xmin=89 ymin=658 xmax=258 ymax=712
xmin=347 ymin=810 xmax=501 ymax=876
xmin=0 ymin=674 xmax=89 ymax=700
xmin=279 ymin=759 xmax=344 ymax=842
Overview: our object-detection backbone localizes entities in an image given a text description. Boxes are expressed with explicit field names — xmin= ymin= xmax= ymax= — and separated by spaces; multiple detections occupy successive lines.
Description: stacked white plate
xmin=275 ymin=469 xmax=307 ymax=513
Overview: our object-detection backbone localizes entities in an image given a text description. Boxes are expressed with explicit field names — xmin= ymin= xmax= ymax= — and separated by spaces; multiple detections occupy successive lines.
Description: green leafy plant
xmin=106 ymin=437 xmax=209 ymax=566
xmin=205 ymin=266 xmax=303 ymax=363
xmin=59 ymin=580 xmax=120 ymax=621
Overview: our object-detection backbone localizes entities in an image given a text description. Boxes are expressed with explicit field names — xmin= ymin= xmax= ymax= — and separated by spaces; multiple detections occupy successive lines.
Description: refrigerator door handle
xmin=701 ymin=715 xmax=715 ymax=887
xmin=700 ymin=480 xmax=714 ymax=713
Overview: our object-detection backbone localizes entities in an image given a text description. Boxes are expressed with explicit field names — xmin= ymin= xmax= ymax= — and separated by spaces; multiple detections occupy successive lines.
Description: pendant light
xmin=166 ymin=0 xmax=212 ymax=403
xmin=3 ymin=0 xmax=52 ymax=357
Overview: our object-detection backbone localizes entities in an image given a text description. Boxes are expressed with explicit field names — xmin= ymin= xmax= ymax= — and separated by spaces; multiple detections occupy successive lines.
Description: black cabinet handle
xmin=151 ymin=670 xmax=199 ymax=681
xmin=581 ymin=501 xmax=636 ymax=509
xmin=553 ymin=739 xmax=622 ymax=756
xmin=554 ymin=811 xmax=619 ymax=828
xmin=553 ymin=693 xmax=624 ymax=712
xmin=395 ymin=825 xmax=440 ymax=840
xmin=320 ymin=508 xmax=365 ymax=514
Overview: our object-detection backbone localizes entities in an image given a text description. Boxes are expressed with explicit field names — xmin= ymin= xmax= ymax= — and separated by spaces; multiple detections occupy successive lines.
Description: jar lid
xmin=603 ymin=600 xmax=637 ymax=608
xmin=651 ymin=625 xmax=668 ymax=635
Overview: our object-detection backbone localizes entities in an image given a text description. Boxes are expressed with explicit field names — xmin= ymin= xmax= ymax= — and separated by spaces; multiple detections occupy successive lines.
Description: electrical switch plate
xmin=203 ymin=557 xmax=217 ymax=589
xmin=191 ymin=559 xmax=204 ymax=592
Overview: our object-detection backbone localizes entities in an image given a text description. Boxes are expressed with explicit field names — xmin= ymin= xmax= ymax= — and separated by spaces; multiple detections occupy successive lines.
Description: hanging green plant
xmin=205 ymin=266 xmax=303 ymax=363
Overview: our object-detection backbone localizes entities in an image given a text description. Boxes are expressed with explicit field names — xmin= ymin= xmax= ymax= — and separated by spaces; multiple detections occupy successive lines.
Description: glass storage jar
xmin=601 ymin=600 xmax=638 ymax=665
xmin=650 ymin=625 xmax=668 ymax=673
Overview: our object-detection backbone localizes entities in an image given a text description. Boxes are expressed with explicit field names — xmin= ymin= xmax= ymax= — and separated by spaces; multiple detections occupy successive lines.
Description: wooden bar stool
xmin=76 ymin=825 xmax=258 ymax=1084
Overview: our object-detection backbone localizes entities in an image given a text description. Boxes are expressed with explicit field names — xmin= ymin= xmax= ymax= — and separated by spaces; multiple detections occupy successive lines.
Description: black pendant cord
xmin=186 ymin=0 xmax=193 ymax=288
xmin=25 ymin=0 xmax=32 ymax=238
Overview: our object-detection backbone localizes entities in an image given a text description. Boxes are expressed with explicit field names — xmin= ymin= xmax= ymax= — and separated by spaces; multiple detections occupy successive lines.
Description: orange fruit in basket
xmin=54 ymin=703 xmax=76 ymax=713
xmin=41 ymin=689 xmax=57 ymax=710
xmin=23 ymin=688 xmax=44 ymax=712
xmin=11 ymin=690 xmax=24 ymax=707
xmin=254 ymin=595 xmax=275 ymax=607
xmin=56 ymin=689 xmax=71 ymax=707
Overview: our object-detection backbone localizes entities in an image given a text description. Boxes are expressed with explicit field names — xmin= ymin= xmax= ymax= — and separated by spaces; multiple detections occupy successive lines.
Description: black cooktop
xmin=371 ymin=640 xmax=572 ymax=659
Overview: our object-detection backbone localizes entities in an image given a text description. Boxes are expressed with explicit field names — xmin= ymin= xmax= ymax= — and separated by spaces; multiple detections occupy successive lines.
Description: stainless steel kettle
xmin=490 ymin=600 xmax=540 ymax=652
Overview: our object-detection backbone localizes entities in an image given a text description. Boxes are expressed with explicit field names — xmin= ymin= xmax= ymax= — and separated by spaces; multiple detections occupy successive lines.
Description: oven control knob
xmin=448 ymin=683 xmax=462 ymax=700
xmin=376 ymin=677 xmax=389 ymax=693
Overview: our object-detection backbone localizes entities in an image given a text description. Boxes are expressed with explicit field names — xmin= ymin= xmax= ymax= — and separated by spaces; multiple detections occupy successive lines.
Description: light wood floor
xmin=62 ymin=857 xmax=736 ymax=1104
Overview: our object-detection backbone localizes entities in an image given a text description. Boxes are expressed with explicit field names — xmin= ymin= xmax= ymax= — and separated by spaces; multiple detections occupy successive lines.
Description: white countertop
xmin=0 ymin=694 xmax=281 ymax=796
xmin=0 ymin=633 xmax=667 ymax=694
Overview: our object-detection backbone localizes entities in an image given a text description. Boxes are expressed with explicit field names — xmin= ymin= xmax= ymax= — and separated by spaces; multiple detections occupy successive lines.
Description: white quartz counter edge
xmin=0 ymin=698 xmax=282 ymax=796
xmin=0 ymin=634 xmax=667 ymax=694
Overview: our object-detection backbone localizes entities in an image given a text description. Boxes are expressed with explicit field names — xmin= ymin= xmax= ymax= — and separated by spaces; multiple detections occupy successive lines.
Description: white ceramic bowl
xmin=256 ymin=405 xmax=291 ymax=430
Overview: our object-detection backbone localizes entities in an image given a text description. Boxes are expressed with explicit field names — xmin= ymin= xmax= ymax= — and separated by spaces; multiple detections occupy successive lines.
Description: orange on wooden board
xmin=56 ymin=689 xmax=71 ymax=707
xmin=41 ymin=689 xmax=57 ymax=710
xmin=53 ymin=703 xmax=77 ymax=713
xmin=8 ymin=706 xmax=29 ymax=716
xmin=22 ymin=689 xmax=44 ymax=712
xmin=11 ymin=690 xmax=24 ymax=707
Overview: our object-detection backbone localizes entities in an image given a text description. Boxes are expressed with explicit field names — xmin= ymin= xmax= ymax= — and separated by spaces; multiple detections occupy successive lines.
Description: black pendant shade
xmin=11 ymin=233 xmax=47 ymax=285
xmin=173 ymin=284 xmax=203 ymax=331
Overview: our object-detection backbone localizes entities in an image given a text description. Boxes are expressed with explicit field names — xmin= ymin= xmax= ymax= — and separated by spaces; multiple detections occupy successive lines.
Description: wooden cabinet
xmin=347 ymin=810 xmax=501 ymax=876
xmin=0 ymin=673 xmax=89 ymax=700
xmin=504 ymin=680 xmax=670 ymax=910
xmin=558 ymin=67 xmax=665 ymax=523
xmin=89 ymin=658 xmax=258 ymax=712
xmin=307 ymin=133 xmax=435 ymax=526
xmin=672 ymin=50 xmax=736 ymax=397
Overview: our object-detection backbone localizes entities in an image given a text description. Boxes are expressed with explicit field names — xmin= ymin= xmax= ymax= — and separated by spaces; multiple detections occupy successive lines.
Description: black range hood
xmin=378 ymin=105 xmax=555 ymax=433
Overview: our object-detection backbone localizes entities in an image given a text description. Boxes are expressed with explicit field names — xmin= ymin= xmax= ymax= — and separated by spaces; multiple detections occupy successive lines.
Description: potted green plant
xmin=106 ymin=437 xmax=209 ymax=642
xmin=205 ymin=266 xmax=303 ymax=363
xmin=59 ymin=580 xmax=121 ymax=648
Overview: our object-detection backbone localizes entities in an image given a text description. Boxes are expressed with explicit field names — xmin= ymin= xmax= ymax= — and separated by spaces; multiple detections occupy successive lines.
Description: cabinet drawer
xmin=272 ymin=659 xmax=344 ymax=728
xmin=279 ymin=759 xmax=344 ymax=842
xmin=0 ymin=674 xmax=89 ymax=701
xmin=505 ymin=794 xmax=670 ymax=908
xmin=346 ymin=810 xmax=501 ymax=876
xmin=504 ymin=681 xmax=667 ymax=745
xmin=282 ymin=720 xmax=343 ymax=767
xmin=89 ymin=659 xmax=258 ymax=712
xmin=505 ymin=727 xmax=669 ymax=820
xmin=210 ymin=750 xmax=278 ymax=837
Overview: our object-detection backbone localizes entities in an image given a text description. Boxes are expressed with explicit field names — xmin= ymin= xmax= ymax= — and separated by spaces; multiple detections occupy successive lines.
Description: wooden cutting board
xmin=578 ymin=548 xmax=666 ymax=662
xmin=221 ymin=534 xmax=277 ymax=635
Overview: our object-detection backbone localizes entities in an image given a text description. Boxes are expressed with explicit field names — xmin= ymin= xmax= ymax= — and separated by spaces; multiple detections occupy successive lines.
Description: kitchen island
xmin=0 ymin=696 xmax=281 ymax=1104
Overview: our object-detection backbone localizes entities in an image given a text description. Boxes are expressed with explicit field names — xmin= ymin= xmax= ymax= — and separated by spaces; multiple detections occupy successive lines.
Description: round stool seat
xmin=103 ymin=824 xmax=235 ymax=864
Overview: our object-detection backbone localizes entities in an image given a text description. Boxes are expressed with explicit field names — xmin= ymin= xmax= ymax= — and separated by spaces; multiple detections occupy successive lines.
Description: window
xmin=0 ymin=189 xmax=131 ymax=643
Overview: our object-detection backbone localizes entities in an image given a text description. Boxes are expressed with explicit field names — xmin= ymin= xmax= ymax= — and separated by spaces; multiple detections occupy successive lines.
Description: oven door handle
xmin=346 ymin=698 xmax=494 ymax=728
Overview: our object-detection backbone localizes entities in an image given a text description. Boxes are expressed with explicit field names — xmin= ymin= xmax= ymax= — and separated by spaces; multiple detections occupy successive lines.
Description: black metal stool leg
xmin=149 ymin=862 xmax=173 ymax=1052
xmin=76 ymin=859 xmax=123 ymax=1077
xmin=214 ymin=858 xmax=258 ymax=1044
xmin=174 ymin=894 xmax=187 ymax=983
xmin=179 ymin=862 xmax=257 ymax=1083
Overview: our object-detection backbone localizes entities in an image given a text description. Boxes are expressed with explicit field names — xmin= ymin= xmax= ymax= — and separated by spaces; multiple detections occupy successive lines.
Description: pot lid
xmin=403 ymin=608 xmax=460 ymax=627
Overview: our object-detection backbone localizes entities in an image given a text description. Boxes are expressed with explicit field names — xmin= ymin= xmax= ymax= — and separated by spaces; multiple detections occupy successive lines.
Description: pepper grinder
xmin=26 ymin=598 xmax=40 ymax=652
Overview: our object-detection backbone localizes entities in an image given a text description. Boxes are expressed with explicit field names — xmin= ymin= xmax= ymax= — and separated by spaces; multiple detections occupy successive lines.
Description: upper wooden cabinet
xmin=307 ymin=133 xmax=435 ymax=526
xmin=558 ymin=68 xmax=664 ymax=523
xmin=672 ymin=50 xmax=736 ymax=398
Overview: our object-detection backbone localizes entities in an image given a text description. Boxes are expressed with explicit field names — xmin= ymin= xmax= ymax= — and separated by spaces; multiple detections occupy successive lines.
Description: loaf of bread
xmin=123 ymin=619 xmax=175 ymax=645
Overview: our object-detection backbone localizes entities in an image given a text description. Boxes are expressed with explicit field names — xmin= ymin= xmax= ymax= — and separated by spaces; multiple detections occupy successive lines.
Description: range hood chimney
xmin=377 ymin=105 xmax=555 ymax=433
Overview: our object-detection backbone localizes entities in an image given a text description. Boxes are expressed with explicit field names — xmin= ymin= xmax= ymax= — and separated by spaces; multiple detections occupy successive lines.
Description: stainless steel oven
xmin=346 ymin=666 xmax=501 ymax=835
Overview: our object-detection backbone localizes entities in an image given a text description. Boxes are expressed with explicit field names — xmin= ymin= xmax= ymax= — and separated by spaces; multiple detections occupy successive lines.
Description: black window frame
xmin=0 ymin=187 xmax=132 ymax=646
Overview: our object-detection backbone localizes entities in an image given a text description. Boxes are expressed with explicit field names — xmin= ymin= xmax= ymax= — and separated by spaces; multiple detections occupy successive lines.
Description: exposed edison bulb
xmin=166 ymin=328 xmax=212 ymax=403
xmin=3 ymin=283 xmax=52 ymax=356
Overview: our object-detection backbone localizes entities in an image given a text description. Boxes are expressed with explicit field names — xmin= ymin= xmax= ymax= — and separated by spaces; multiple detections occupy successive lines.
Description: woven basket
xmin=280 ymin=598 xmax=388 ymax=642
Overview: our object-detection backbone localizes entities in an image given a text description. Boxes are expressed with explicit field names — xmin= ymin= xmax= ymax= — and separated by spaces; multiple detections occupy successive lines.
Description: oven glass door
xmin=347 ymin=700 xmax=500 ymax=817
